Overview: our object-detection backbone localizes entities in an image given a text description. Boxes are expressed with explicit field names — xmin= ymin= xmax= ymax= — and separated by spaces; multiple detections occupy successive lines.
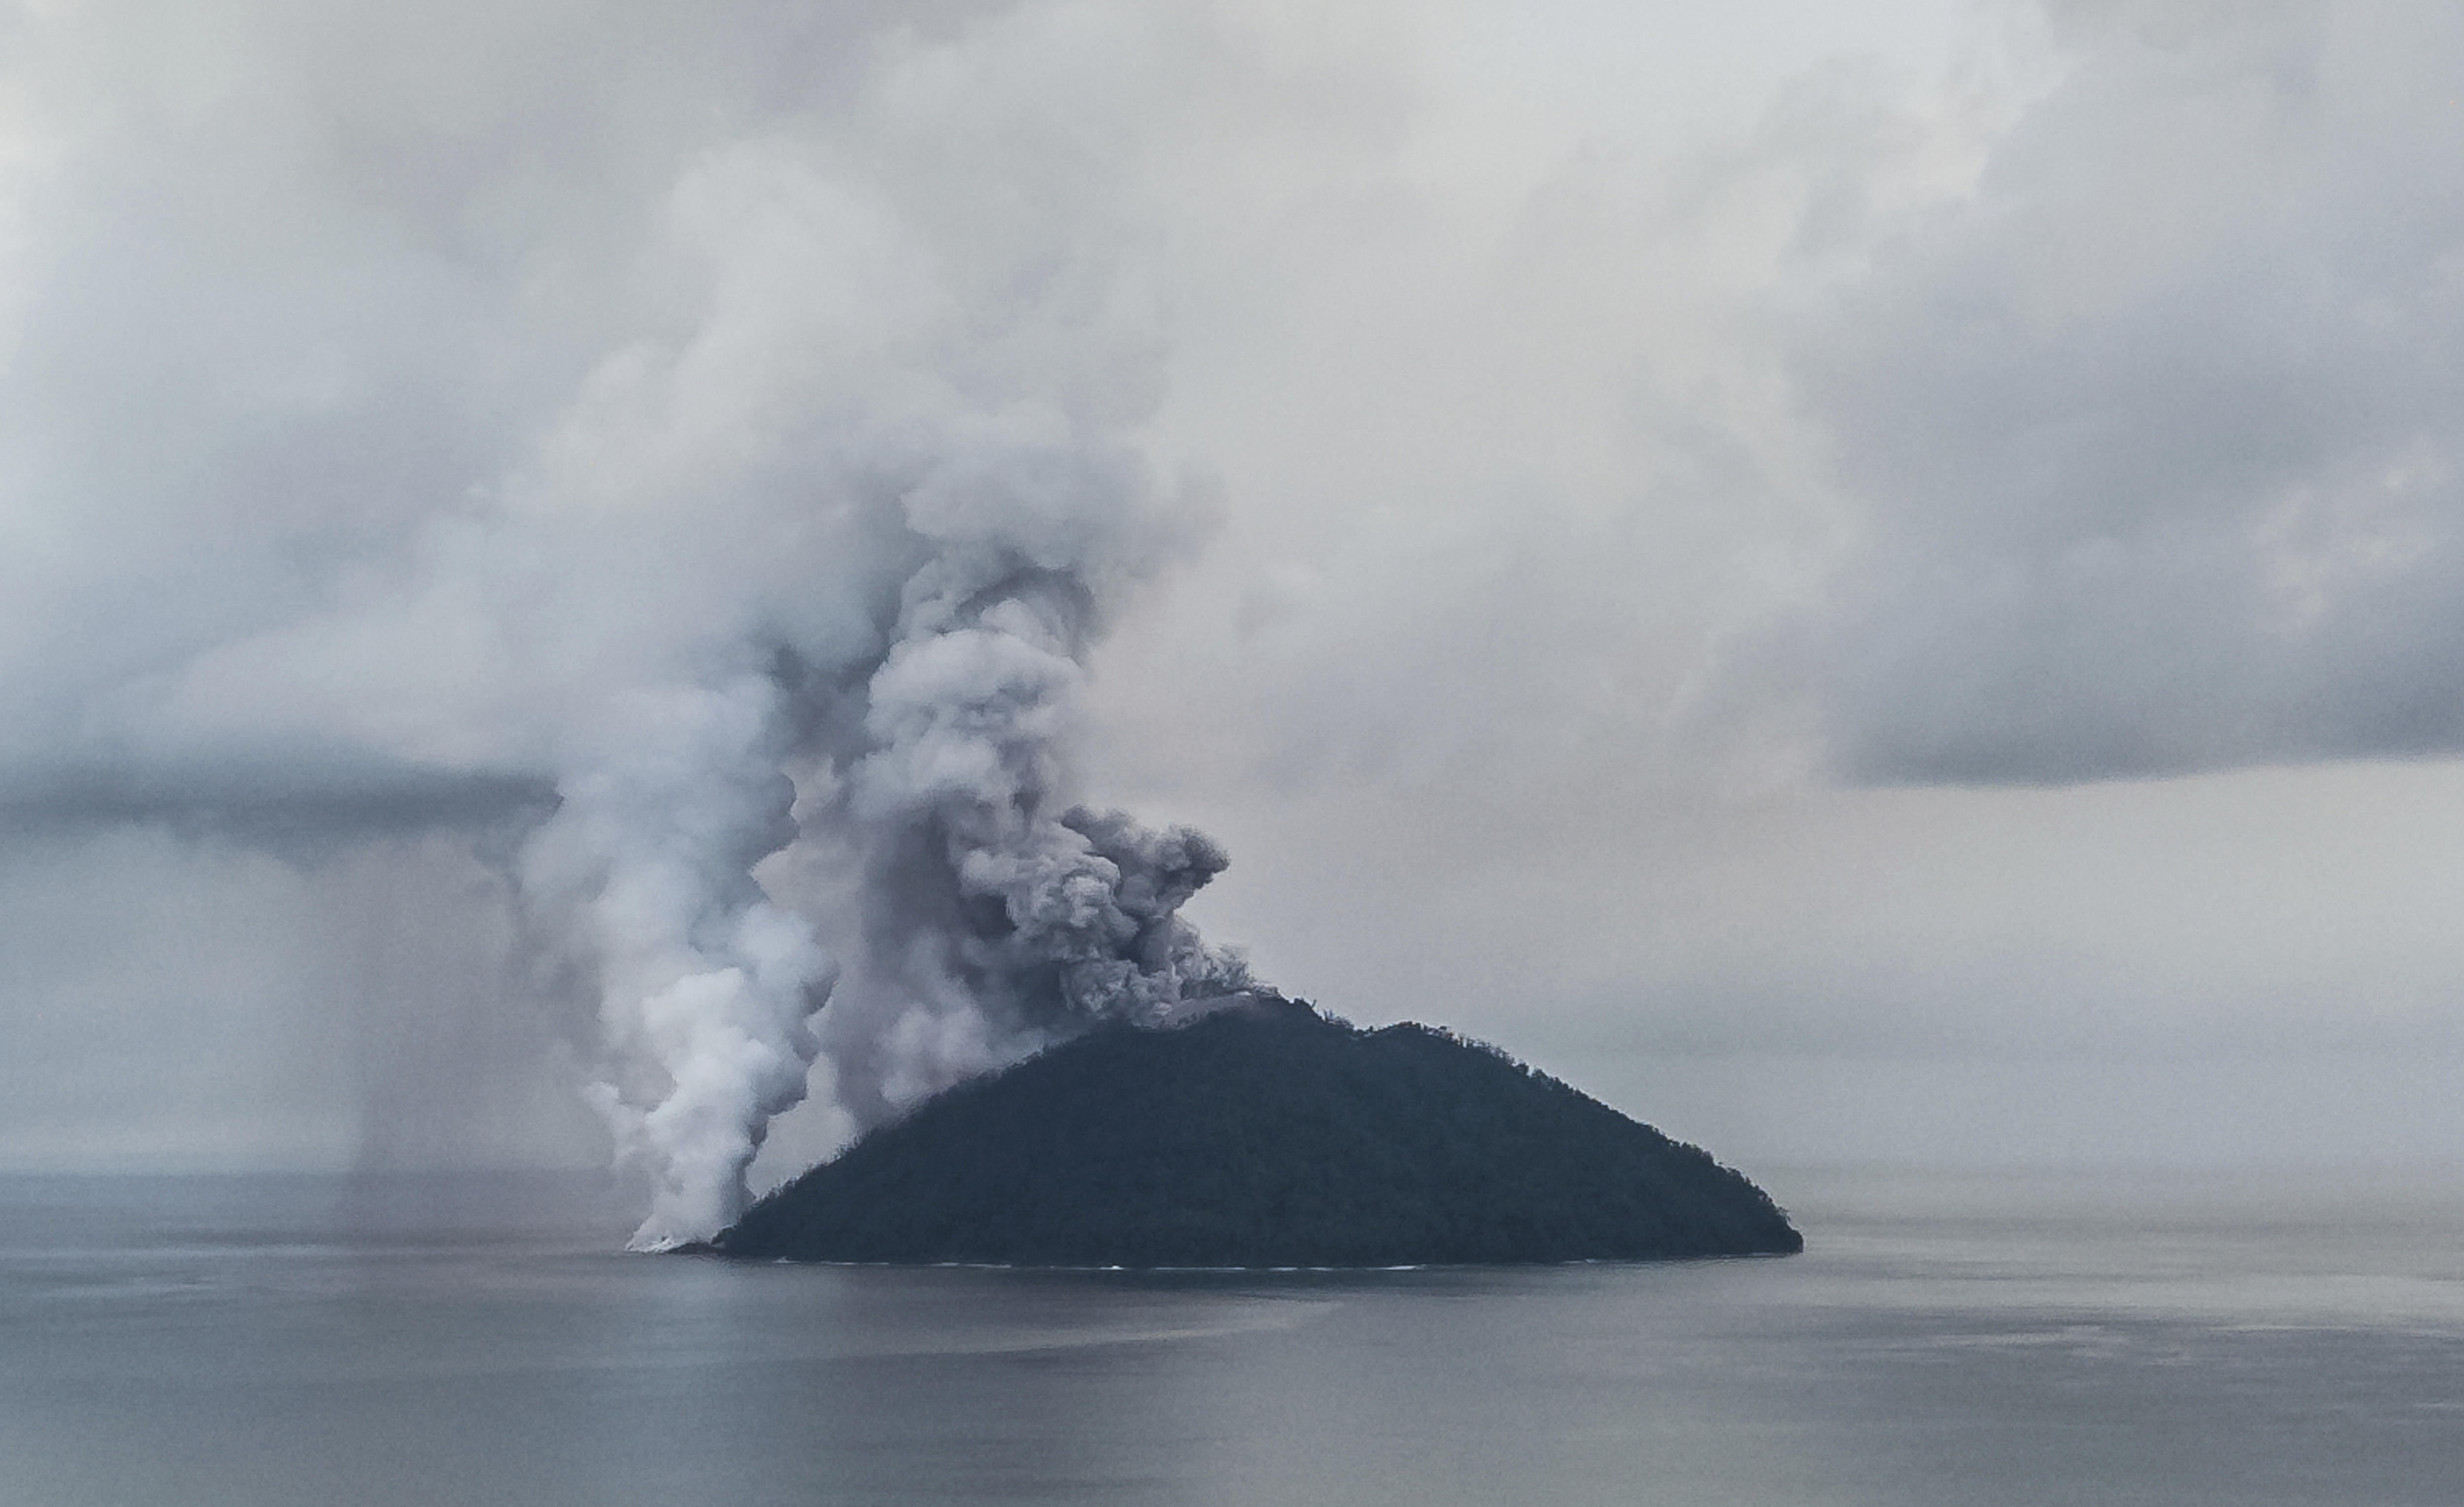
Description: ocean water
xmin=2 ymin=1167 xmax=2461 ymax=1506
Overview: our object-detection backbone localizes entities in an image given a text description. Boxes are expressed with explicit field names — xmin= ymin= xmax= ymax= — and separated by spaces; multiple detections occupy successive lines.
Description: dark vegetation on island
xmin=711 ymin=996 xmax=1802 ymax=1268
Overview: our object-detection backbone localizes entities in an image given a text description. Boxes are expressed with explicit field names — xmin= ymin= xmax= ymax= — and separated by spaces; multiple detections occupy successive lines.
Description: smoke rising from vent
xmin=544 ymin=448 xmax=1256 ymax=1250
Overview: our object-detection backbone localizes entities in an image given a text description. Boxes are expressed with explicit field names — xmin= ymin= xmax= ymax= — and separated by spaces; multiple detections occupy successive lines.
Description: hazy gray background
xmin=5 ymin=0 xmax=2462 ymax=1182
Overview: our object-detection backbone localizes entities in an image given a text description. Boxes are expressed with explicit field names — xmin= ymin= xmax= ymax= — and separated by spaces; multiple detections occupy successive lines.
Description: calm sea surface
xmin=3 ymin=1167 xmax=2461 ymax=1506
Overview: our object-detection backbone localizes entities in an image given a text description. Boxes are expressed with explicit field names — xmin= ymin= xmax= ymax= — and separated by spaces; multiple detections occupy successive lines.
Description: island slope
xmin=716 ymin=997 xmax=1802 ymax=1267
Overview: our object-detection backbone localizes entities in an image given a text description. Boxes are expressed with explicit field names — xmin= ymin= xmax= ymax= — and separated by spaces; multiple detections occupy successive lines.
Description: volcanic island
xmin=705 ymin=994 xmax=1801 ymax=1268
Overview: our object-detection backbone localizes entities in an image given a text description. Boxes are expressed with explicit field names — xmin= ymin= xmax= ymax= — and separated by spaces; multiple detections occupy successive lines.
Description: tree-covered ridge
xmin=715 ymin=998 xmax=1802 ymax=1267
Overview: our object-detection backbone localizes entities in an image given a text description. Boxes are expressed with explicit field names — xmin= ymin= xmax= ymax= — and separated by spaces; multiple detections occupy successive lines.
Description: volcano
xmin=712 ymin=995 xmax=1802 ymax=1268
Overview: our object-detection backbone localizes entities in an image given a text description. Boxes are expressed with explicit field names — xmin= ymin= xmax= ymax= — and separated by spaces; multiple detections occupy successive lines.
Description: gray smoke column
xmin=816 ymin=521 xmax=1254 ymax=1126
xmin=0 ymin=0 xmax=1256 ymax=1249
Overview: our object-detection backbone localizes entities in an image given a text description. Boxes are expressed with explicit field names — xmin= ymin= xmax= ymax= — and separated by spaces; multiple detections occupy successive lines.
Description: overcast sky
xmin=4 ymin=0 xmax=2463 ymax=1184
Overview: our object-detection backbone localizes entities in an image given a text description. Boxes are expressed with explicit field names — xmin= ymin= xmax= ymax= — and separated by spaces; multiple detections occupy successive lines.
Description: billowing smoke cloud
xmin=529 ymin=448 xmax=1255 ymax=1248
xmin=0 ymin=0 xmax=1256 ymax=1246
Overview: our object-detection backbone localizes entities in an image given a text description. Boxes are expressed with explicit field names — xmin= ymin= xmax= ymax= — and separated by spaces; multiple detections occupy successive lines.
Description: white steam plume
xmin=520 ymin=677 xmax=832 ymax=1249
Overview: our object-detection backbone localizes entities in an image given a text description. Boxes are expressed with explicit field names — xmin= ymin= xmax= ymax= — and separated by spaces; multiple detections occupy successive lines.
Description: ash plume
xmin=818 ymin=565 xmax=1255 ymax=1123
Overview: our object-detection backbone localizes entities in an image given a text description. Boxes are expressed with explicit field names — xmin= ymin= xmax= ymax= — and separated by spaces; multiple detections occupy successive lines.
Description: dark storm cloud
xmin=1789 ymin=1 xmax=2464 ymax=784
xmin=0 ymin=763 xmax=558 ymax=851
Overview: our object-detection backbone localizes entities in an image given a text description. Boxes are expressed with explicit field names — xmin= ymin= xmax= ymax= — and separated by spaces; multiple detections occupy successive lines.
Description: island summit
xmin=710 ymin=994 xmax=1802 ymax=1268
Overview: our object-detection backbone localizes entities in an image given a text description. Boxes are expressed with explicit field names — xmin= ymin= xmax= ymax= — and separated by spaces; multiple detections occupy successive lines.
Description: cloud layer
xmin=1796 ymin=1 xmax=2464 ymax=782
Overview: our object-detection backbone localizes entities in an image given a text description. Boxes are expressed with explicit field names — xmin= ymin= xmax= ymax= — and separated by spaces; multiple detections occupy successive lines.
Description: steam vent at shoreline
xmin=706 ymin=995 xmax=1803 ymax=1268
